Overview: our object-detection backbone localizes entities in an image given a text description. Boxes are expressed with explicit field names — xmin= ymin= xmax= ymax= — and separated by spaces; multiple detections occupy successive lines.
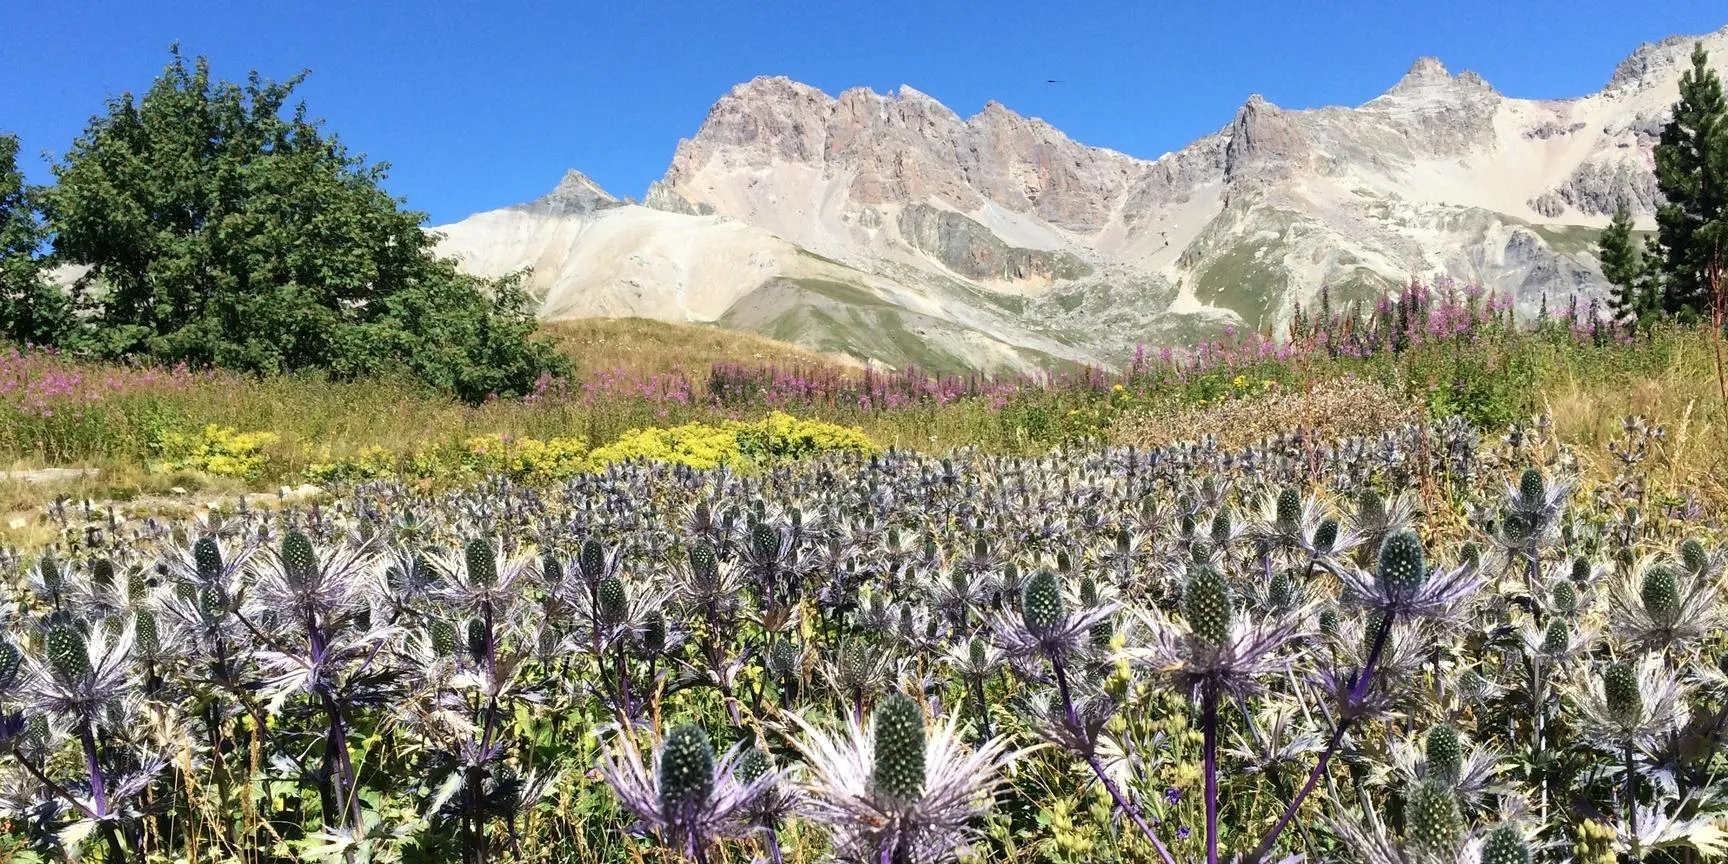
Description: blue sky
xmin=4 ymin=2 xmax=1724 ymax=225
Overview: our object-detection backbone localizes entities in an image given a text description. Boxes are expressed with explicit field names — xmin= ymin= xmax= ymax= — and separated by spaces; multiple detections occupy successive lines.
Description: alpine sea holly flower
xmin=1127 ymin=563 xmax=1307 ymax=702
xmin=598 ymin=722 xmax=778 ymax=863
xmin=1326 ymin=528 xmax=1485 ymax=622
xmin=789 ymin=691 xmax=1026 ymax=864
xmin=1566 ymin=654 xmax=1689 ymax=755
xmin=991 ymin=569 xmax=1117 ymax=664
xmin=1380 ymin=725 xmax=1505 ymax=812
xmin=25 ymin=618 xmax=135 ymax=731
xmin=1606 ymin=557 xmax=1720 ymax=653
xmin=1326 ymin=801 xmax=1528 ymax=864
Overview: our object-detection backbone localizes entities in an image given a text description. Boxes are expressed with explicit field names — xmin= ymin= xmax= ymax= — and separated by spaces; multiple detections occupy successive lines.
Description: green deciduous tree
xmin=0 ymin=133 xmax=78 ymax=345
xmin=1652 ymin=43 xmax=1728 ymax=319
xmin=43 ymin=49 xmax=565 ymax=402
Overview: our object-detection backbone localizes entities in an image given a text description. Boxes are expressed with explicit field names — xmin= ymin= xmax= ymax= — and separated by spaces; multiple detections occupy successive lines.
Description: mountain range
xmin=433 ymin=24 xmax=1728 ymax=372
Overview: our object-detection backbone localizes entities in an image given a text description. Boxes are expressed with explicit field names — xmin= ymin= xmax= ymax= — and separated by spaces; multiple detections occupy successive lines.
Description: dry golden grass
xmin=1108 ymin=377 xmax=1422 ymax=451
xmin=1543 ymin=334 xmax=1728 ymax=507
xmin=538 ymin=317 xmax=858 ymax=382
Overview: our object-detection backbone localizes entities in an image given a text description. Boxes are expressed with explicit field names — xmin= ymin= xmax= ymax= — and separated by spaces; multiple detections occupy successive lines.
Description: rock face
xmin=435 ymin=24 xmax=1728 ymax=372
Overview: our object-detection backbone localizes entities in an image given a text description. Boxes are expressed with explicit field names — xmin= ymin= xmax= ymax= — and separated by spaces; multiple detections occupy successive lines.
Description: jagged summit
xmin=435 ymin=22 xmax=1728 ymax=374
xmin=511 ymin=169 xmax=618 ymax=216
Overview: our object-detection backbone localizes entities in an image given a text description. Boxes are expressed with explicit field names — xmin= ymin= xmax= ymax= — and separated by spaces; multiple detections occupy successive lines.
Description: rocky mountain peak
xmin=1606 ymin=26 xmax=1728 ymax=94
xmin=512 ymin=169 xmax=618 ymax=216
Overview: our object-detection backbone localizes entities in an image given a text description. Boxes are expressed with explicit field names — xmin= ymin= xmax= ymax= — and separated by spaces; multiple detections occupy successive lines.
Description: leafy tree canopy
xmin=42 ymin=49 xmax=565 ymax=402
xmin=0 ymin=133 xmax=76 ymax=345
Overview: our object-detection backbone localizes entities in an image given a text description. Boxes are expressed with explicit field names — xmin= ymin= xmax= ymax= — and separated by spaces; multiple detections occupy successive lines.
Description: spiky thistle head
xmin=1550 ymin=579 xmax=1578 ymax=615
xmin=1405 ymin=777 xmax=1463 ymax=855
xmin=1182 ymin=565 xmax=1234 ymax=647
xmin=1358 ymin=488 xmax=1386 ymax=528
xmin=427 ymin=618 xmax=457 ymax=657
xmin=1602 ymin=661 xmax=1641 ymax=727
xmin=281 ymin=530 xmax=320 ymax=588
xmin=1276 ymin=487 xmax=1302 ymax=530
xmin=1210 ymin=508 xmax=1233 ymax=545
xmin=1479 ymin=824 xmax=1531 ymax=864
xmin=1378 ymin=528 xmax=1426 ymax=601
xmin=580 ymin=537 xmax=607 ymax=582
xmin=1570 ymin=556 xmax=1591 ymax=584
xmin=1314 ymin=518 xmax=1340 ymax=554
xmin=1639 ymin=565 xmax=1681 ymax=627
xmin=46 ymin=620 xmax=91 ymax=683
xmin=0 ymin=639 xmax=20 ymax=695
xmin=1021 ymin=570 xmax=1067 ymax=638
xmin=1539 ymin=617 xmax=1571 ymax=656
xmin=1519 ymin=468 xmax=1545 ymax=509
xmin=598 ymin=576 xmax=628 ymax=627
xmin=134 ymin=611 xmax=160 ymax=659
xmin=689 ymin=542 xmax=719 ymax=585
xmin=1680 ymin=539 xmax=1709 ymax=577
xmin=1318 ymin=606 xmax=1340 ymax=636
xmin=735 ymin=744 xmax=771 ymax=784
xmin=871 ymin=691 xmax=926 ymax=808
xmin=194 ymin=536 xmax=224 ymax=583
xmin=1424 ymin=724 xmax=1462 ymax=785
xmin=657 ymin=724 xmax=717 ymax=820
xmin=465 ymin=538 xmax=497 ymax=587
xmin=1268 ymin=569 xmax=1295 ymax=609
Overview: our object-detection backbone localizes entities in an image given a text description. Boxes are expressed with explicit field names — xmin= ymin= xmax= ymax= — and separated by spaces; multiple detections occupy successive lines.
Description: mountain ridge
xmin=434 ymin=23 xmax=1728 ymax=373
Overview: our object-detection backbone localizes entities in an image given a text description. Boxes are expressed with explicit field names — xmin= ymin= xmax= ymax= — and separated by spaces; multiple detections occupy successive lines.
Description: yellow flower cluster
xmin=149 ymin=425 xmax=280 ymax=479
xmin=304 ymin=412 xmax=879 ymax=485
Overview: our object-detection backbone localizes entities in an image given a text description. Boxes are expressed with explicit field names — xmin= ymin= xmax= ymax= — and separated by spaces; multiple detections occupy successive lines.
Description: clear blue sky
xmin=4 ymin=2 xmax=1724 ymax=225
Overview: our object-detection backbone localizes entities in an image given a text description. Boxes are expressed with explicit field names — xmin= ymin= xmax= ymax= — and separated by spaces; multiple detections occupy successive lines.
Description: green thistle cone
xmin=1460 ymin=542 xmax=1482 ymax=570
xmin=1681 ymin=539 xmax=1708 ymax=576
xmin=1269 ymin=569 xmax=1295 ymax=609
xmin=657 ymin=724 xmax=716 ymax=816
xmin=541 ymin=552 xmax=563 ymax=585
xmin=1424 ymin=724 xmax=1462 ymax=785
xmin=465 ymin=538 xmax=497 ymax=587
xmin=1519 ymin=468 xmax=1546 ymax=509
xmin=46 ymin=621 xmax=91 ymax=683
xmin=1056 ymin=549 xmax=1074 ymax=573
xmin=580 ymin=537 xmax=606 ymax=581
xmin=134 ymin=611 xmax=160 ymax=659
xmin=1078 ymin=575 xmax=1099 ymax=607
xmin=1602 ymin=662 xmax=1642 ymax=727
xmin=197 ymin=583 xmax=227 ymax=622
xmin=1182 ymin=565 xmax=1234 ymax=647
xmin=769 ymin=640 xmax=798 ymax=678
xmin=689 ymin=543 xmax=718 ymax=584
xmin=37 ymin=553 xmax=62 ymax=592
xmin=1313 ymin=518 xmax=1339 ymax=553
xmin=1479 ymin=824 xmax=1531 ymax=864
xmin=1551 ymin=579 xmax=1578 ymax=614
xmin=597 ymin=576 xmax=628 ymax=626
xmin=1210 ymin=508 xmax=1233 ymax=545
xmin=838 ymin=641 xmax=873 ymax=689
xmin=750 ymin=522 xmax=781 ymax=562
xmin=1276 ymin=487 xmax=1302 ymax=531
xmin=969 ymin=638 xmax=988 ymax=668
xmin=91 ymin=559 xmax=115 ymax=589
xmin=1318 ymin=606 xmax=1340 ymax=636
xmin=736 ymin=744 xmax=771 ymax=784
xmin=194 ymin=536 xmax=224 ymax=583
xmin=641 ymin=611 xmax=667 ymax=655
xmin=1405 ymin=778 xmax=1464 ymax=855
xmin=0 ymin=639 xmax=20 ymax=694
xmin=465 ymin=618 xmax=488 ymax=663
xmin=282 ymin=532 xmax=318 ymax=587
xmin=1358 ymin=489 xmax=1386 ymax=527
xmin=1180 ymin=511 xmax=1197 ymax=538
xmin=871 ymin=691 xmax=927 ymax=807
xmin=1540 ymin=617 xmax=1571 ymax=656
xmin=1363 ymin=611 xmax=1388 ymax=655
xmin=1502 ymin=512 xmax=1531 ymax=545
xmin=1640 ymin=566 xmax=1681 ymax=627
xmin=428 ymin=618 xmax=457 ymax=657
xmin=974 ymin=536 xmax=990 ymax=560
xmin=1377 ymin=528 xmax=1427 ymax=599
xmin=1021 ymin=570 xmax=1067 ymax=638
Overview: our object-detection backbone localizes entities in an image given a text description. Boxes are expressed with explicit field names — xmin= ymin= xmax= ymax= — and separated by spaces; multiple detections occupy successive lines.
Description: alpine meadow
xmin=4 ymin=14 xmax=1728 ymax=864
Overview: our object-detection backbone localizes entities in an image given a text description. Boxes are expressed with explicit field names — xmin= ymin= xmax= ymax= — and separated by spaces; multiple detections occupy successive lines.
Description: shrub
xmin=148 ymin=424 xmax=279 ymax=479
xmin=1109 ymin=377 xmax=1419 ymax=451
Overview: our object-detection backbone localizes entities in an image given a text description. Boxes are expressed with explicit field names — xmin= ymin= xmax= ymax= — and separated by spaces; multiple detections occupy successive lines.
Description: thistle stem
xmin=1625 ymin=738 xmax=1639 ymax=862
xmin=1084 ymin=752 xmax=1180 ymax=864
xmin=1250 ymin=610 xmax=1392 ymax=862
xmin=1203 ymin=683 xmax=1220 ymax=864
